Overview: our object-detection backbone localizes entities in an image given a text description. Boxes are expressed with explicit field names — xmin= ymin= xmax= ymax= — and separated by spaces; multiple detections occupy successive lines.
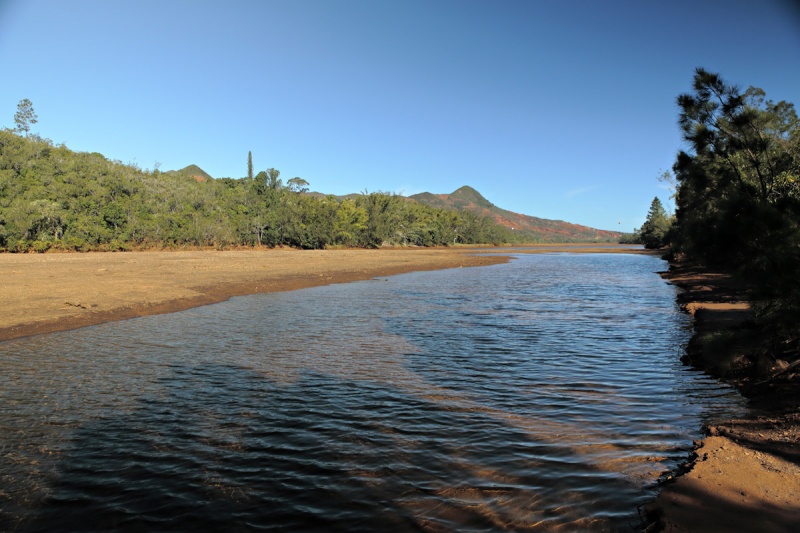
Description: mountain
xmin=164 ymin=164 xmax=213 ymax=183
xmin=410 ymin=186 xmax=621 ymax=243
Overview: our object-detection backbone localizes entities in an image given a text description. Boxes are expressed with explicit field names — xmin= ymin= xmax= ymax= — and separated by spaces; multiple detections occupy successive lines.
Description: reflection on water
xmin=0 ymin=254 xmax=745 ymax=531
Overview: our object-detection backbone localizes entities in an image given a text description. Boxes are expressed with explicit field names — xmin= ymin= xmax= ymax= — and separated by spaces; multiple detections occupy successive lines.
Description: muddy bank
xmin=0 ymin=248 xmax=510 ymax=342
xmin=645 ymin=263 xmax=800 ymax=532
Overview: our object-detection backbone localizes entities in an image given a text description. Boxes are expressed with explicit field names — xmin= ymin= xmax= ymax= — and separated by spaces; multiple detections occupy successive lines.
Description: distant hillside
xmin=151 ymin=165 xmax=618 ymax=243
xmin=164 ymin=164 xmax=213 ymax=182
xmin=0 ymin=132 xmax=520 ymax=250
xmin=307 ymin=191 xmax=362 ymax=201
xmin=410 ymin=186 xmax=621 ymax=243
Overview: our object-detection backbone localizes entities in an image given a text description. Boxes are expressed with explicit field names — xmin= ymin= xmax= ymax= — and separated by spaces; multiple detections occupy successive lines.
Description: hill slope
xmin=411 ymin=186 xmax=621 ymax=243
xmin=153 ymin=164 xmax=619 ymax=243
xmin=0 ymin=134 xmax=517 ymax=250
xmin=163 ymin=164 xmax=213 ymax=182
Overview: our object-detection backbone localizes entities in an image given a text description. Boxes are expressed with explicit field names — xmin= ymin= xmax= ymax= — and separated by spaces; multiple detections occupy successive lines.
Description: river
xmin=0 ymin=253 xmax=745 ymax=531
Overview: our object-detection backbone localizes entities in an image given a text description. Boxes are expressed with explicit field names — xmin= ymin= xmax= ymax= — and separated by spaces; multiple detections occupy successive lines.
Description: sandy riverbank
xmin=0 ymin=248 xmax=512 ymax=342
xmin=645 ymin=264 xmax=800 ymax=532
xmin=0 ymin=244 xmax=650 ymax=342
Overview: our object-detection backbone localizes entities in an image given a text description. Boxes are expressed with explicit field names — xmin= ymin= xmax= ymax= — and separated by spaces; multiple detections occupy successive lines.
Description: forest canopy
xmin=667 ymin=69 xmax=800 ymax=325
xmin=0 ymin=129 xmax=516 ymax=252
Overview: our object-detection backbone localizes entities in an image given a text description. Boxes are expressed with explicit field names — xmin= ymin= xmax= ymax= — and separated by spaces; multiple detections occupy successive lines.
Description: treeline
xmin=652 ymin=69 xmax=800 ymax=328
xmin=0 ymin=130 xmax=515 ymax=251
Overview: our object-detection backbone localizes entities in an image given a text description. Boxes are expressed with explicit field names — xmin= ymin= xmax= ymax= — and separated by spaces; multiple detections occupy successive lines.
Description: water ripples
xmin=0 ymin=253 xmax=745 ymax=531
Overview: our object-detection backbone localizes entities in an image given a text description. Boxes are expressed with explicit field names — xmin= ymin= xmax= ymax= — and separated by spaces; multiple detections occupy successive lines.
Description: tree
xmin=287 ymin=177 xmax=309 ymax=193
xmin=639 ymin=197 xmax=671 ymax=249
xmin=671 ymin=68 xmax=800 ymax=324
xmin=247 ymin=151 xmax=253 ymax=180
xmin=266 ymin=168 xmax=281 ymax=190
xmin=657 ymin=169 xmax=677 ymax=205
xmin=672 ymin=69 xmax=800 ymax=265
xmin=14 ymin=99 xmax=38 ymax=138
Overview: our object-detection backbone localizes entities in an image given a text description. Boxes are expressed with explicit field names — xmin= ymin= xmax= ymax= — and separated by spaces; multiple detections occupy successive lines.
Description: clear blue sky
xmin=1 ymin=0 xmax=798 ymax=231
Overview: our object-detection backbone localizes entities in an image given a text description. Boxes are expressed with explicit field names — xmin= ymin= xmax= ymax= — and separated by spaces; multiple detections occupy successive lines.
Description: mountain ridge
xmin=410 ymin=186 xmax=621 ymax=243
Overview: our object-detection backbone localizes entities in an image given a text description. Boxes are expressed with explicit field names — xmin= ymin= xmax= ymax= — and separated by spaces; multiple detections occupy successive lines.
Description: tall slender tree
xmin=14 ymin=99 xmax=38 ymax=138
xmin=639 ymin=197 xmax=670 ymax=249
xmin=247 ymin=151 xmax=254 ymax=180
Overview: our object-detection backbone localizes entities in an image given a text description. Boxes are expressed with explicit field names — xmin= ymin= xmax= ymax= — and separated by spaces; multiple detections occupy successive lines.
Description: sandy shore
xmin=0 ymin=248 xmax=510 ymax=342
xmin=645 ymin=264 xmax=800 ymax=532
xmin=0 ymin=244 xmax=649 ymax=342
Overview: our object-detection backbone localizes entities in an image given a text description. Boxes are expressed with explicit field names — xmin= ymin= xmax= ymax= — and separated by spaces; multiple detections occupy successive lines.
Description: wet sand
xmin=0 ymin=244 xmax=649 ymax=342
xmin=645 ymin=264 xmax=800 ymax=532
xmin=0 ymin=248 xmax=510 ymax=342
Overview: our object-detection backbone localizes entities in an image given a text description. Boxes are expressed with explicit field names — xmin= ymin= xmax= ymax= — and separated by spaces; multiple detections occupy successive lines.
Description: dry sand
xmin=645 ymin=264 xmax=800 ymax=532
xmin=0 ymin=248 xmax=509 ymax=341
xmin=649 ymin=432 xmax=800 ymax=532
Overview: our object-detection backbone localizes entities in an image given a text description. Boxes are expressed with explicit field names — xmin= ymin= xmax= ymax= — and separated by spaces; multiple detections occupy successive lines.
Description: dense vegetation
xmin=661 ymin=69 xmax=800 ymax=329
xmin=0 ymin=129 xmax=516 ymax=251
xmin=632 ymin=196 xmax=672 ymax=249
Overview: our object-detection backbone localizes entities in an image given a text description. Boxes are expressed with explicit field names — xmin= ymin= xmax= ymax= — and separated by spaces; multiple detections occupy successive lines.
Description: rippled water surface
xmin=0 ymin=254 xmax=745 ymax=531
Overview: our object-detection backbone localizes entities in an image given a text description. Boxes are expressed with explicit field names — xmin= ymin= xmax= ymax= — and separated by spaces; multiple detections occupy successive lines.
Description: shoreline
xmin=0 ymin=247 xmax=512 ymax=342
xmin=645 ymin=262 xmax=800 ymax=532
xmin=0 ymin=244 xmax=647 ymax=343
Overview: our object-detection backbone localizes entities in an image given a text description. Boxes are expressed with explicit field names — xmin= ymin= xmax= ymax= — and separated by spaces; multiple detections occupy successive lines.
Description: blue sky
xmin=1 ymin=0 xmax=798 ymax=231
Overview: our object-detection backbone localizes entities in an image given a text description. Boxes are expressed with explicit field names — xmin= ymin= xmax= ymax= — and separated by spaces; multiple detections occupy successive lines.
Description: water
xmin=0 ymin=253 xmax=745 ymax=531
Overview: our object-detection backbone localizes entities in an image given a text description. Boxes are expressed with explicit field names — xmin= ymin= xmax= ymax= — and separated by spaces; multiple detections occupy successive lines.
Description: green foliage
xmin=618 ymin=232 xmax=641 ymax=245
xmin=14 ymin=99 xmax=38 ymax=138
xmin=0 ymin=130 xmax=513 ymax=252
xmin=287 ymin=177 xmax=309 ymax=193
xmin=162 ymin=164 xmax=212 ymax=181
xmin=639 ymin=197 xmax=671 ymax=249
xmin=671 ymin=69 xmax=800 ymax=328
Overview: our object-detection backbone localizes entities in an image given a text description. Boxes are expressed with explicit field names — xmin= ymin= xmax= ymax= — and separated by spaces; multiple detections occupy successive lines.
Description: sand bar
xmin=0 ymin=244 xmax=650 ymax=342
xmin=0 ymin=248 xmax=510 ymax=341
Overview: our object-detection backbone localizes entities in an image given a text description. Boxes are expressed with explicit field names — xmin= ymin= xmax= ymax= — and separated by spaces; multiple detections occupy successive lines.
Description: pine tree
xmin=639 ymin=197 xmax=671 ymax=249
xmin=247 ymin=151 xmax=254 ymax=180
xmin=14 ymin=99 xmax=38 ymax=138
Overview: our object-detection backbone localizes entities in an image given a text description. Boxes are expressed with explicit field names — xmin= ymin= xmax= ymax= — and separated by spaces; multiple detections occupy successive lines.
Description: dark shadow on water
xmin=17 ymin=363 xmax=649 ymax=532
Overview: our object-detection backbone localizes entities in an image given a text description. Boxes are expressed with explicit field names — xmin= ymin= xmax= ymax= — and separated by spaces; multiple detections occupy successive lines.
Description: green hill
xmin=0 ymin=131 xmax=516 ymax=250
xmin=163 ymin=164 xmax=213 ymax=182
